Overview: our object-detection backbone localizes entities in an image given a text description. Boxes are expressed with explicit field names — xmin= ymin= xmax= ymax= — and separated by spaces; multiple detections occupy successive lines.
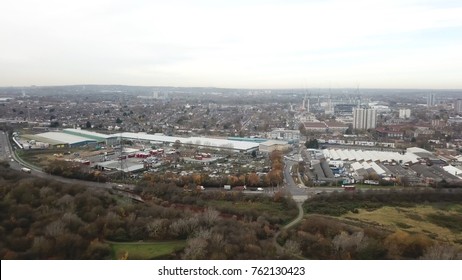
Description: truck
xmin=342 ymin=184 xmax=356 ymax=191
xmin=21 ymin=167 xmax=31 ymax=173
xmin=224 ymin=185 xmax=231 ymax=191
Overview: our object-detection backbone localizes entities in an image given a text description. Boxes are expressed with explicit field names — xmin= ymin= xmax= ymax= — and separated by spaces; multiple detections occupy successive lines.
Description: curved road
xmin=1 ymin=130 xmax=142 ymax=201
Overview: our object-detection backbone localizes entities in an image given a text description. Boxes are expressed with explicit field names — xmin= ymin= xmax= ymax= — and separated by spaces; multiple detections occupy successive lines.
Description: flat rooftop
xmin=34 ymin=132 xmax=97 ymax=145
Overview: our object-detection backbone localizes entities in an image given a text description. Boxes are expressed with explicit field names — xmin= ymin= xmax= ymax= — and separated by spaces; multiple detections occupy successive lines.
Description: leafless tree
xmin=45 ymin=220 xmax=66 ymax=237
xmin=146 ymin=219 xmax=169 ymax=239
xmin=421 ymin=244 xmax=462 ymax=260
xmin=31 ymin=236 xmax=53 ymax=256
xmin=202 ymin=208 xmax=220 ymax=226
xmin=170 ymin=216 xmax=200 ymax=238
xmin=284 ymin=239 xmax=302 ymax=255
xmin=332 ymin=231 xmax=367 ymax=253
xmin=183 ymin=237 xmax=208 ymax=259
xmin=39 ymin=187 xmax=53 ymax=199
xmin=57 ymin=194 xmax=75 ymax=210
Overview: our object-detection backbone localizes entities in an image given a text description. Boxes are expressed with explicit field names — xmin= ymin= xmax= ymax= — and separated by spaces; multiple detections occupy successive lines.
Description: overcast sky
xmin=1 ymin=0 xmax=462 ymax=89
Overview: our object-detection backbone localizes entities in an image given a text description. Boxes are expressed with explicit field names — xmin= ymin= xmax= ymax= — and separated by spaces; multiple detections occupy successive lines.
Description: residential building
xmin=376 ymin=126 xmax=404 ymax=139
xmin=353 ymin=108 xmax=377 ymax=130
xmin=427 ymin=93 xmax=436 ymax=107
xmin=268 ymin=129 xmax=300 ymax=141
xmin=399 ymin=109 xmax=411 ymax=119
xmin=324 ymin=121 xmax=348 ymax=133
xmin=455 ymin=99 xmax=462 ymax=114
xmin=303 ymin=122 xmax=327 ymax=132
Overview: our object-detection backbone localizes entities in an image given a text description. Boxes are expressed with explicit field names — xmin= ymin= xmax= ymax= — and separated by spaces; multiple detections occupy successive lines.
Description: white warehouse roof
xmin=36 ymin=132 xmax=97 ymax=145
xmin=443 ymin=166 xmax=462 ymax=179
xmin=114 ymin=132 xmax=259 ymax=151
xmin=323 ymin=148 xmax=422 ymax=164
xmin=63 ymin=128 xmax=116 ymax=139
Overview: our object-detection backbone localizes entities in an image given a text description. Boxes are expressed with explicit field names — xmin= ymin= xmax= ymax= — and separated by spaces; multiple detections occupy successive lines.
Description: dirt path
xmin=273 ymin=201 xmax=306 ymax=259
xmin=284 ymin=202 xmax=304 ymax=229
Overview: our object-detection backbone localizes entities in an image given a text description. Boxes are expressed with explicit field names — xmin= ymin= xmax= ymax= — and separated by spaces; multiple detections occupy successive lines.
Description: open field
xmin=18 ymin=151 xmax=53 ymax=166
xmin=340 ymin=203 xmax=462 ymax=243
xmin=18 ymin=148 xmax=104 ymax=166
xmin=109 ymin=240 xmax=187 ymax=260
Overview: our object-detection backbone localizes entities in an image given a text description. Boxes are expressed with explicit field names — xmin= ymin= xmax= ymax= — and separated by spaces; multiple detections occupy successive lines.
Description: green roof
xmin=63 ymin=130 xmax=106 ymax=142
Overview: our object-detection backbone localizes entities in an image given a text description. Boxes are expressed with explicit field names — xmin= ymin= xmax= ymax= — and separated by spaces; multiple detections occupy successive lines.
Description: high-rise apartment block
xmin=455 ymin=99 xmax=462 ymax=114
xmin=353 ymin=108 xmax=377 ymax=130
xmin=427 ymin=93 xmax=436 ymax=107
xmin=399 ymin=109 xmax=411 ymax=119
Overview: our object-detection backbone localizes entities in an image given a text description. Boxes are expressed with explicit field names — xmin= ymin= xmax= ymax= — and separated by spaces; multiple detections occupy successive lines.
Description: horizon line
xmin=1 ymin=84 xmax=462 ymax=91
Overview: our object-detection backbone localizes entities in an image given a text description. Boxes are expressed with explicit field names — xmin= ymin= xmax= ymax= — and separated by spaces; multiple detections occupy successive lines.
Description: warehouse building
xmin=114 ymin=132 xmax=259 ymax=153
xmin=29 ymin=129 xmax=261 ymax=153
xmin=22 ymin=132 xmax=97 ymax=148
xmin=63 ymin=128 xmax=118 ymax=145
xmin=259 ymin=140 xmax=290 ymax=153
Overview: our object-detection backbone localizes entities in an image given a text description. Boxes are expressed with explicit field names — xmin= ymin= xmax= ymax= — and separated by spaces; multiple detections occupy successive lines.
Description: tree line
xmin=0 ymin=161 xmax=298 ymax=259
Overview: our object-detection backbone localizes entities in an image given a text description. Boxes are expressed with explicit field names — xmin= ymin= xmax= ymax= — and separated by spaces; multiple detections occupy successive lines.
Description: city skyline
xmin=1 ymin=0 xmax=462 ymax=89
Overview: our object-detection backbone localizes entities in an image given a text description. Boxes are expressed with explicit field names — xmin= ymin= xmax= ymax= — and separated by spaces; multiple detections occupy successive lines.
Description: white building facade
xmin=399 ymin=109 xmax=411 ymax=119
xmin=455 ymin=99 xmax=462 ymax=114
xmin=353 ymin=108 xmax=377 ymax=130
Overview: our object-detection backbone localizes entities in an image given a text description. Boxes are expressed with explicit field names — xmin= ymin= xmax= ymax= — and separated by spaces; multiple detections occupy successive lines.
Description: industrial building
xmin=21 ymin=129 xmax=261 ymax=152
xmin=22 ymin=132 xmax=97 ymax=148
xmin=227 ymin=137 xmax=268 ymax=143
xmin=320 ymin=146 xmax=462 ymax=184
xmin=259 ymin=140 xmax=290 ymax=153
xmin=63 ymin=128 xmax=118 ymax=145
xmin=95 ymin=160 xmax=145 ymax=173
xmin=116 ymin=132 xmax=260 ymax=153
xmin=322 ymin=148 xmax=420 ymax=164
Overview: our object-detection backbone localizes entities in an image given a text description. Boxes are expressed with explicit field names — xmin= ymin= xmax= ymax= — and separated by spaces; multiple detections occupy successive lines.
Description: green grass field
xmin=340 ymin=203 xmax=462 ymax=243
xmin=109 ymin=240 xmax=187 ymax=260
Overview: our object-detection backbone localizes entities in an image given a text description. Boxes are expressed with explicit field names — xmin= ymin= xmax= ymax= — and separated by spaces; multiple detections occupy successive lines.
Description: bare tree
xmin=284 ymin=239 xmax=302 ymax=255
xmin=146 ymin=219 xmax=169 ymax=239
xmin=170 ymin=216 xmax=200 ymax=238
xmin=57 ymin=194 xmax=75 ymax=210
xmin=332 ymin=231 xmax=366 ymax=254
xmin=45 ymin=220 xmax=66 ymax=238
xmin=421 ymin=244 xmax=462 ymax=260
xmin=31 ymin=236 xmax=53 ymax=257
xmin=39 ymin=187 xmax=53 ymax=199
xmin=183 ymin=237 xmax=208 ymax=260
xmin=202 ymin=208 xmax=220 ymax=226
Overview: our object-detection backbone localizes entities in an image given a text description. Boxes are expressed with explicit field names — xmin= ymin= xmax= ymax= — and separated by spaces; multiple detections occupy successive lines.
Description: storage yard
xmin=317 ymin=147 xmax=462 ymax=185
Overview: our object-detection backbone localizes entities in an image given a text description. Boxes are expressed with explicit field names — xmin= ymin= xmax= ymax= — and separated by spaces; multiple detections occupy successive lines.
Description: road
xmin=0 ymin=130 xmax=142 ymax=201
xmin=284 ymin=156 xmax=344 ymax=203
xmin=0 ymin=130 xmax=21 ymax=169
